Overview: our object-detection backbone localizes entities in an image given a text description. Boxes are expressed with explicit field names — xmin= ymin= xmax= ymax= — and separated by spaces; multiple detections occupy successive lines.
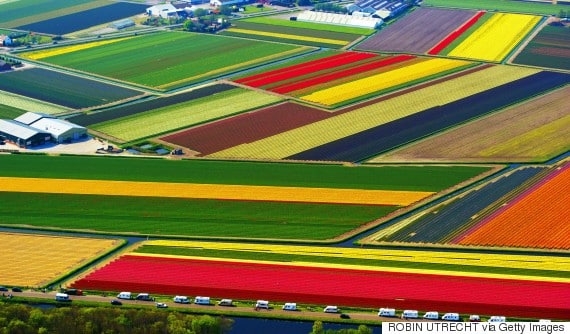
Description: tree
xmin=194 ymin=8 xmax=208 ymax=18
xmin=311 ymin=320 xmax=324 ymax=334
xmin=219 ymin=5 xmax=233 ymax=16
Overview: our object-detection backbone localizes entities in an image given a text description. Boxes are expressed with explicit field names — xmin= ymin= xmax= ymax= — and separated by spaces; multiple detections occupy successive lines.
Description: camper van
xmin=55 ymin=293 xmax=70 ymax=302
xmin=218 ymin=299 xmax=233 ymax=306
xmin=255 ymin=300 xmax=269 ymax=309
xmin=442 ymin=313 xmax=460 ymax=321
xmin=324 ymin=306 xmax=339 ymax=313
xmin=488 ymin=316 xmax=506 ymax=322
xmin=173 ymin=296 xmax=190 ymax=304
xmin=282 ymin=303 xmax=297 ymax=311
xmin=117 ymin=292 xmax=131 ymax=300
xmin=378 ymin=308 xmax=396 ymax=317
xmin=423 ymin=311 xmax=439 ymax=320
xmin=402 ymin=310 xmax=419 ymax=319
xmin=194 ymin=296 xmax=211 ymax=305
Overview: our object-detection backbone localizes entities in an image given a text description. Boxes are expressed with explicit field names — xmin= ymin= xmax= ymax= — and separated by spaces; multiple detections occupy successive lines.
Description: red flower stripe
xmin=235 ymin=52 xmax=361 ymax=85
xmin=428 ymin=11 xmax=486 ymax=55
xmin=237 ymin=52 xmax=377 ymax=88
xmin=270 ymin=54 xmax=416 ymax=94
xmin=73 ymin=255 xmax=570 ymax=319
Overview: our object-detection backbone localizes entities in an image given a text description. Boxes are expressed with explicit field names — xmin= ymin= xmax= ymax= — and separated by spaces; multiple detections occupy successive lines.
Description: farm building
xmin=210 ymin=0 xmax=249 ymax=7
xmin=147 ymin=4 xmax=180 ymax=18
xmin=297 ymin=11 xmax=382 ymax=28
xmin=109 ymin=19 xmax=135 ymax=30
xmin=0 ymin=119 xmax=51 ymax=148
xmin=0 ymin=35 xmax=12 ymax=46
xmin=14 ymin=112 xmax=87 ymax=143
xmin=347 ymin=0 xmax=411 ymax=19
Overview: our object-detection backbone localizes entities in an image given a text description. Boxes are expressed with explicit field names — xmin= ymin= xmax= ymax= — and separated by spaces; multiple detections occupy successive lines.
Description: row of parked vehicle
xmin=377 ymin=308 xmax=506 ymax=322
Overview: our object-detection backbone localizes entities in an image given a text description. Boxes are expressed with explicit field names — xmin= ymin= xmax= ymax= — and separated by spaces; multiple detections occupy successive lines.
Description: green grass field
xmin=0 ymin=154 xmax=491 ymax=192
xmin=0 ymin=0 xmax=107 ymax=27
xmin=0 ymin=104 xmax=27 ymax=119
xmin=35 ymin=32 xmax=310 ymax=90
xmin=242 ymin=17 xmax=376 ymax=35
xmin=423 ymin=0 xmax=563 ymax=15
xmin=134 ymin=245 xmax=570 ymax=279
xmin=0 ymin=192 xmax=395 ymax=240
xmin=92 ymin=88 xmax=281 ymax=142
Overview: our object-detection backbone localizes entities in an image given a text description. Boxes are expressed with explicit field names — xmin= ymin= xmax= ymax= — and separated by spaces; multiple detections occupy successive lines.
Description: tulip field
xmin=0 ymin=232 xmax=122 ymax=287
xmin=71 ymin=240 xmax=570 ymax=319
xmin=456 ymin=164 xmax=570 ymax=249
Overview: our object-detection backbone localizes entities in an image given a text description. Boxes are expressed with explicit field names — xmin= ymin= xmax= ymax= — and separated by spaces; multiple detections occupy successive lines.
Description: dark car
xmin=340 ymin=313 xmax=351 ymax=319
xmin=111 ymin=299 xmax=123 ymax=306
xmin=11 ymin=287 xmax=23 ymax=293
xmin=0 ymin=287 xmax=8 ymax=292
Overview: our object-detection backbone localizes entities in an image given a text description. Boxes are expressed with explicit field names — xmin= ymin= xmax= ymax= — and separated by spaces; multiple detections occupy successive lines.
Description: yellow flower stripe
xmin=449 ymin=13 xmax=541 ymax=62
xmin=209 ymin=65 xmax=539 ymax=159
xmin=20 ymin=37 xmax=133 ymax=60
xmin=0 ymin=232 xmax=120 ymax=286
xmin=301 ymin=58 xmax=471 ymax=106
xmin=227 ymin=28 xmax=348 ymax=46
xmin=136 ymin=241 xmax=570 ymax=283
xmin=0 ymin=177 xmax=433 ymax=206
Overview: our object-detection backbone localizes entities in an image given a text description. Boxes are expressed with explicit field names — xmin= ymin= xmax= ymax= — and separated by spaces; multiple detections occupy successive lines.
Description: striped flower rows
xmin=448 ymin=12 xmax=541 ymax=62
xmin=21 ymin=37 xmax=132 ymax=60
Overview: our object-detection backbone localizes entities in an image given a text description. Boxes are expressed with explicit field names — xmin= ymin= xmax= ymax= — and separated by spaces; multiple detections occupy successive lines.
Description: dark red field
xmin=160 ymin=102 xmax=330 ymax=155
xmin=73 ymin=255 xmax=570 ymax=320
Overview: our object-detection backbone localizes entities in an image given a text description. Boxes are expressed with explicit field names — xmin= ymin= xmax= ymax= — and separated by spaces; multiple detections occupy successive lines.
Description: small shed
xmin=0 ymin=119 xmax=51 ymax=148
xmin=0 ymin=60 xmax=11 ymax=72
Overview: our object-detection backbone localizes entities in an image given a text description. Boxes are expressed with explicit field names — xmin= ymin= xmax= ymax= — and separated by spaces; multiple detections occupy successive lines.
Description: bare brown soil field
xmin=372 ymin=86 xmax=570 ymax=163
xmin=356 ymin=7 xmax=476 ymax=54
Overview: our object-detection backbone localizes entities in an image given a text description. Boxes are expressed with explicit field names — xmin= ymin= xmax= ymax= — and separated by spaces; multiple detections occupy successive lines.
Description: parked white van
xmin=401 ymin=310 xmax=419 ymax=319
xmin=488 ymin=316 xmax=506 ymax=322
xmin=324 ymin=306 xmax=339 ymax=313
xmin=255 ymin=300 xmax=269 ymax=309
xmin=282 ymin=303 xmax=297 ymax=311
xmin=194 ymin=296 xmax=210 ymax=305
xmin=218 ymin=299 xmax=233 ymax=306
xmin=442 ymin=313 xmax=460 ymax=321
xmin=173 ymin=296 xmax=190 ymax=304
xmin=378 ymin=308 xmax=396 ymax=317
xmin=117 ymin=292 xmax=131 ymax=300
xmin=55 ymin=293 xmax=70 ymax=302
xmin=469 ymin=315 xmax=481 ymax=322
xmin=423 ymin=311 xmax=439 ymax=320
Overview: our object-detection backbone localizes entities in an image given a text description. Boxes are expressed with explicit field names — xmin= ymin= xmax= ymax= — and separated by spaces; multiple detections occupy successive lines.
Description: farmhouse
xmin=15 ymin=112 xmax=87 ymax=143
xmin=297 ymin=10 xmax=382 ymax=28
xmin=0 ymin=119 xmax=51 ymax=148
xmin=347 ymin=0 xmax=411 ymax=19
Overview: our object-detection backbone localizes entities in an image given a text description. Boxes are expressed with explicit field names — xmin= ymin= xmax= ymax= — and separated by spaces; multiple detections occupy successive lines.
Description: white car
xmin=156 ymin=302 xmax=168 ymax=308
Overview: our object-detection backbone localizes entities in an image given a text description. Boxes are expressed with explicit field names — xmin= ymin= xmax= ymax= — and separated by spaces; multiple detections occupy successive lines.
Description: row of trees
xmin=0 ymin=302 xmax=233 ymax=334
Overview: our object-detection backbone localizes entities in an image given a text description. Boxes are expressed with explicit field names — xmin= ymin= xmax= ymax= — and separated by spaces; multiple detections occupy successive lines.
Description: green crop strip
xmin=0 ymin=192 xmax=396 ymax=240
xmin=423 ymin=0 xmax=564 ymax=16
xmin=0 ymin=154 xmax=491 ymax=191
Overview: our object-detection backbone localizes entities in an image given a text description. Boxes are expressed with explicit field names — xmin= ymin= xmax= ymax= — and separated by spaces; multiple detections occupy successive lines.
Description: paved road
xmin=6 ymin=289 xmax=417 ymax=323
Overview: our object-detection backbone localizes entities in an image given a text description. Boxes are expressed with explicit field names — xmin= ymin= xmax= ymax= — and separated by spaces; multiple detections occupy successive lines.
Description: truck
xmin=218 ymin=299 xmax=233 ymax=307
xmin=282 ymin=303 xmax=297 ymax=311
xmin=194 ymin=296 xmax=210 ymax=305
xmin=173 ymin=296 xmax=190 ymax=304
xmin=55 ymin=293 xmax=71 ymax=302
xmin=378 ymin=308 xmax=396 ymax=317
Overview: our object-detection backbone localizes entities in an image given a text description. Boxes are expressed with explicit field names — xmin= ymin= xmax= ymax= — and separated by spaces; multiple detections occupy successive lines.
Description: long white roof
xmin=0 ymin=119 xmax=49 ymax=140
xmin=14 ymin=112 xmax=54 ymax=125
xmin=29 ymin=118 xmax=85 ymax=137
